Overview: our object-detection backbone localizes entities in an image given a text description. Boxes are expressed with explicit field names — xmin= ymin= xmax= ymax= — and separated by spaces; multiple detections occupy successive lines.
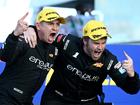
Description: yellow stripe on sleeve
xmin=45 ymin=68 xmax=54 ymax=86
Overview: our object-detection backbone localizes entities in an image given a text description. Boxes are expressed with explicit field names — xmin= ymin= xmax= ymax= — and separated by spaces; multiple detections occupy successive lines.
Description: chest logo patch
xmin=49 ymin=53 xmax=54 ymax=58
xmin=92 ymin=62 xmax=103 ymax=68
xmin=72 ymin=52 xmax=79 ymax=58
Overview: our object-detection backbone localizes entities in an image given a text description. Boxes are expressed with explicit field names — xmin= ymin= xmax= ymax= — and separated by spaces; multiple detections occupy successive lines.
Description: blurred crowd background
xmin=0 ymin=0 xmax=140 ymax=44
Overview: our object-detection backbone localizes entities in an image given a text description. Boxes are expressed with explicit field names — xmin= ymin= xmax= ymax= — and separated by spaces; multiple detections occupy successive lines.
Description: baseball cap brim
xmin=88 ymin=34 xmax=111 ymax=41
xmin=39 ymin=17 xmax=66 ymax=24
xmin=56 ymin=17 xmax=66 ymax=24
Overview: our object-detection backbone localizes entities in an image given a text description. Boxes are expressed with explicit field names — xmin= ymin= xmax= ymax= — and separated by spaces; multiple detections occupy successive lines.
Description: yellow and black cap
xmin=83 ymin=20 xmax=111 ymax=40
xmin=36 ymin=8 xmax=66 ymax=24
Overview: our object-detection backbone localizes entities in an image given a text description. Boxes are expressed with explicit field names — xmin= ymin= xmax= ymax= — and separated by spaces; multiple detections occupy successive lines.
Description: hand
xmin=24 ymin=27 xmax=37 ymax=48
xmin=122 ymin=51 xmax=135 ymax=77
xmin=14 ymin=12 xmax=29 ymax=36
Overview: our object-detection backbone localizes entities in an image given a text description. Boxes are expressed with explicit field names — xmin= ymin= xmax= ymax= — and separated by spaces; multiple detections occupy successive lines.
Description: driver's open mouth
xmin=50 ymin=33 xmax=56 ymax=37
xmin=47 ymin=33 xmax=57 ymax=43
xmin=94 ymin=50 xmax=101 ymax=54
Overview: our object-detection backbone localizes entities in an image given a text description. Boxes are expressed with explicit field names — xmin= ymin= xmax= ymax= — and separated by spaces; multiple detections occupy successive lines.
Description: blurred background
xmin=0 ymin=0 xmax=140 ymax=105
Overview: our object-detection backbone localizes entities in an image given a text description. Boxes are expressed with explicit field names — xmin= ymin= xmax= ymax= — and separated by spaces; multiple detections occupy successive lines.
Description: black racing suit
xmin=0 ymin=32 xmax=57 ymax=105
xmin=41 ymin=34 xmax=140 ymax=105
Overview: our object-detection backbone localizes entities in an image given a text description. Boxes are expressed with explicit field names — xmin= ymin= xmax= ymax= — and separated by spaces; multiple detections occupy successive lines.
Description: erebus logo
xmin=67 ymin=64 xmax=99 ymax=82
xmin=29 ymin=56 xmax=53 ymax=71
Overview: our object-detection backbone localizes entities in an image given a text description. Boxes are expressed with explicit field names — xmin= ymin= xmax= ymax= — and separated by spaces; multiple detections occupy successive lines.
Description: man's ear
xmin=35 ymin=22 xmax=40 ymax=30
xmin=83 ymin=37 xmax=89 ymax=45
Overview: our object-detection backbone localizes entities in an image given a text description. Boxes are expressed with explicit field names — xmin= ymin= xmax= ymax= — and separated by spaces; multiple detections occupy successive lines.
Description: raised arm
xmin=122 ymin=51 xmax=134 ymax=77
xmin=109 ymin=52 xmax=139 ymax=94
xmin=0 ymin=13 xmax=29 ymax=63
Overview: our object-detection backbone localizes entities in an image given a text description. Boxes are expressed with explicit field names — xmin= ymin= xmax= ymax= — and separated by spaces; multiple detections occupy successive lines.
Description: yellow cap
xmin=83 ymin=20 xmax=111 ymax=41
xmin=36 ymin=8 xmax=66 ymax=24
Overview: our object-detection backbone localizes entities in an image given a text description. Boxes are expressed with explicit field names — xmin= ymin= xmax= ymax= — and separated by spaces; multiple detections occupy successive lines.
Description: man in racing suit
xmin=25 ymin=20 xmax=140 ymax=105
xmin=0 ymin=8 xmax=65 ymax=105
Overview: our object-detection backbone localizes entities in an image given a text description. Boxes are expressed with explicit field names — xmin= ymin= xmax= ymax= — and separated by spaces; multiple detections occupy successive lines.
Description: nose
xmin=52 ymin=24 xmax=59 ymax=31
xmin=97 ymin=44 xmax=103 ymax=49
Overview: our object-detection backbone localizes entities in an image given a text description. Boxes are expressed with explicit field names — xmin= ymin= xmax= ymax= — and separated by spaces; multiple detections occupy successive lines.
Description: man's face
xmin=83 ymin=38 xmax=107 ymax=61
xmin=36 ymin=20 xmax=60 ymax=44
